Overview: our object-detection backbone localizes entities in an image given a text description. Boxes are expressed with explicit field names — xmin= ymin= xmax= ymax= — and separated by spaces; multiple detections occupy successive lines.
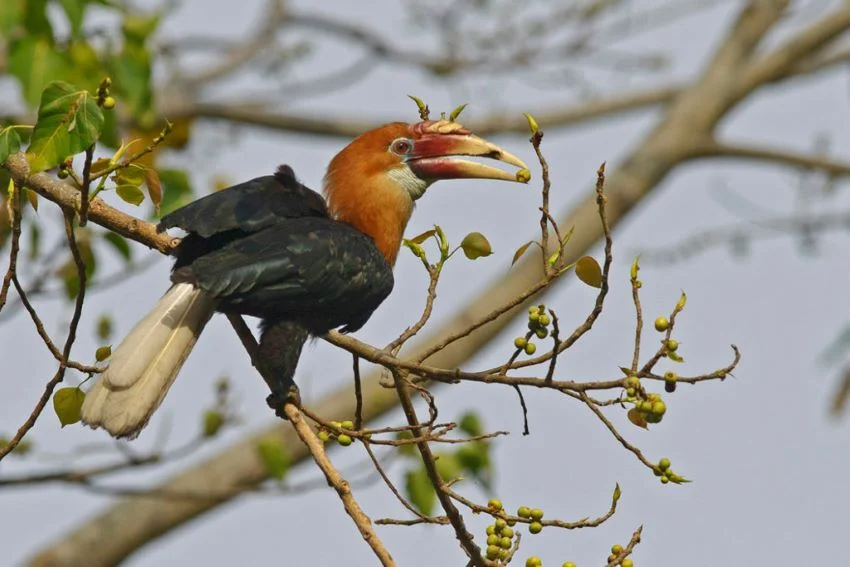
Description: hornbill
xmin=81 ymin=119 xmax=529 ymax=439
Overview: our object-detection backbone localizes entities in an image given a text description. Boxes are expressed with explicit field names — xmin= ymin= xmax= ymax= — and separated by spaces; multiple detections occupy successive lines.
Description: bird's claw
xmin=267 ymin=384 xmax=301 ymax=419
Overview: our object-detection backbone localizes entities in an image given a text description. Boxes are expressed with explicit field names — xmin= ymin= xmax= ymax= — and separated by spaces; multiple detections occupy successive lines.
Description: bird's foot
xmin=266 ymin=384 xmax=301 ymax=420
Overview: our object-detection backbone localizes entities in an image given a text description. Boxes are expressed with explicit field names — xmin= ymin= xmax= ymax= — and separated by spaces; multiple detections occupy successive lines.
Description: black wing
xmin=158 ymin=165 xmax=328 ymax=238
xmin=177 ymin=217 xmax=394 ymax=334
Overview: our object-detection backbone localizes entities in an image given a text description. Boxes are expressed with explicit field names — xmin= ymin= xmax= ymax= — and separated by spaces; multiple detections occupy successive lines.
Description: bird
xmin=80 ymin=118 xmax=529 ymax=439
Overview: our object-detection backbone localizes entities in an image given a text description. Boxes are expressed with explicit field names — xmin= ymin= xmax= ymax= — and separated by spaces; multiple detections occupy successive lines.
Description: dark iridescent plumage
xmin=160 ymin=166 xmax=395 ymax=335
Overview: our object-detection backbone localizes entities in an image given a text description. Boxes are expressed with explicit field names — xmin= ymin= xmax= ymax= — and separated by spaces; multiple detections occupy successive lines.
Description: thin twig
xmin=0 ymin=181 xmax=22 ymax=311
xmin=283 ymin=403 xmax=395 ymax=567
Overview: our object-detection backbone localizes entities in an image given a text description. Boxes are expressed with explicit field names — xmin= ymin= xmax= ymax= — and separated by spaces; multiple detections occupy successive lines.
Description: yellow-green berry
xmin=538 ymin=314 xmax=551 ymax=326
xmin=500 ymin=548 xmax=510 ymax=561
xmin=626 ymin=387 xmax=636 ymax=397
xmin=660 ymin=475 xmax=669 ymax=484
xmin=622 ymin=559 xmax=634 ymax=567
xmin=526 ymin=557 xmax=542 ymax=567
xmin=487 ymin=534 xmax=499 ymax=546
xmin=529 ymin=508 xmax=544 ymax=521
xmin=486 ymin=545 xmax=500 ymax=560
xmin=337 ymin=434 xmax=352 ymax=446
xmin=658 ymin=457 xmax=671 ymax=471
xmin=486 ymin=525 xmax=496 ymax=536
xmin=102 ymin=96 xmax=116 ymax=109
xmin=318 ymin=430 xmax=330 ymax=442
xmin=626 ymin=376 xmax=641 ymax=389
xmin=341 ymin=420 xmax=354 ymax=430
xmin=535 ymin=327 xmax=549 ymax=339
xmin=611 ymin=544 xmax=623 ymax=554
xmin=654 ymin=316 xmax=669 ymax=332
xmin=529 ymin=306 xmax=539 ymax=316
xmin=651 ymin=400 xmax=666 ymax=416
xmin=665 ymin=339 xmax=679 ymax=352
xmin=517 ymin=506 xmax=532 ymax=518
xmin=563 ymin=563 xmax=576 ymax=567
xmin=515 ymin=337 xmax=528 ymax=349
xmin=499 ymin=536 xmax=512 ymax=549
xmin=488 ymin=498 xmax=503 ymax=511
xmin=529 ymin=521 xmax=543 ymax=534
xmin=500 ymin=527 xmax=514 ymax=539
xmin=57 ymin=168 xmax=70 ymax=179
xmin=495 ymin=518 xmax=507 ymax=531
xmin=524 ymin=342 xmax=537 ymax=355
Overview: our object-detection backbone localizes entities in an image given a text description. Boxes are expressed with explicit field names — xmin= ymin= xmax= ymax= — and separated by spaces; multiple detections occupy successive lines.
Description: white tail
xmin=81 ymin=283 xmax=217 ymax=439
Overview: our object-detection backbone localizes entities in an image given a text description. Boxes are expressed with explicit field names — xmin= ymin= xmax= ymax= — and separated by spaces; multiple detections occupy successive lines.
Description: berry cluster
xmin=623 ymin=376 xmax=667 ymax=425
xmin=514 ymin=304 xmax=551 ymax=355
xmin=317 ymin=420 xmax=355 ymax=447
xmin=607 ymin=544 xmax=634 ymax=566
xmin=484 ymin=500 xmax=516 ymax=562
xmin=654 ymin=456 xmax=686 ymax=484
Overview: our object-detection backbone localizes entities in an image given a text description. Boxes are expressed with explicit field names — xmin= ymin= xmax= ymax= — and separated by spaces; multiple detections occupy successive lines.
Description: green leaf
xmin=0 ymin=127 xmax=22 ymax=165
xmin=256 ymin=438 xmax=290 ymax=481
xmin=156 ymin=168 xmax=193 ymax=216
xmin=102 ymin=231 xmax=132 ymax=262
xmin=612 ymin=483 xmax=622 ymax=504
xmin=460 ymin=231 xmax=492 ymax=260
xmin=458 ymin=411 xmax=483 ymax=437
xmin=121 ymin=13 xmax=161 ymax=44
xmin=57 ymin=0 xmax=88 ymax=37
xmin=456 ymin=441 xmax=490 ymax=478
xmin=203 ymin=410 xmax=224 ymax=438
xmin=409 ymin=229 xmax=436 ymax=245
xmin=112 ymin=42 xmax=153 ymax=118
xmin=115 ymin=184 xmax=145 ymax=206
xmin=434 ymin=452 xmax=462 ymax=482
xmin=8 ymin=37 xmax=68 ymax=108
xmin=53 ymin=387 xmax=85 ymax=426
xmin=26 ymin=82 xmax=104 ymax=172
xmin=575 ymin=255 xmax=603 ymax=288
xmin=96 ymin=313 xmax=113 ymax=341
xmin=405 ymin=466 xmax=436 ymax=516
xmin=511 ymin=241 xmax=534 ymax=266
xmin=112 ymin=165 xmax=146 ymax=186
xmin=23 ymin=0 xmax=51 ymax=36
xmin=0 ymin=0 xmax=24 ymax=38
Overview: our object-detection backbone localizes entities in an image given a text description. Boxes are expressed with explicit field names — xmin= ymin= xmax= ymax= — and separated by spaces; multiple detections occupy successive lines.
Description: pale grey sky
xmin=3 ymin=1 xmax=850 ymax=566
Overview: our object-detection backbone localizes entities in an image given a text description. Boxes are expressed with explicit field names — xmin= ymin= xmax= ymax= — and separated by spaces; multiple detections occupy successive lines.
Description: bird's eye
xmin=390 ymin=138 xmax=413 ymax=155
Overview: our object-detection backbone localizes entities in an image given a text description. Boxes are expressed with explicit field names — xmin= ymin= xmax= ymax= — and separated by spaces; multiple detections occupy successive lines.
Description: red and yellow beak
xmin=406 ymin=123 xmax=530 ymax=184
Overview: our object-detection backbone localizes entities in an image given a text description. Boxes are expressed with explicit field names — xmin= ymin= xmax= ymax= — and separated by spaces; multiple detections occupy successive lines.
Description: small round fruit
xmin=487 ymin=534 xmax=499 ymax=546
xmin=538 ymin=314 xmax=551 ymax=326
xmin=529 ymin=508 xmax=544 ymax=521
xmin=529 ymin=521 xmax=543 ymax=534
xmin=500 ymin=527 xmax=514 ymax=539
xmin=665 ymin=339 xmax=679 ymax=352
xmin=658 ymin=457 xmax=671 ymax=471
xmin=529 ymin=306 xmax=539 ymax=316
xmin=611 ymin=544 xmax=623 ymax=554
xmin=517 ymin=505 xmax=532 ymax=518
xmin=622 ymin=559 xmax=634 ymax=567
xmin=486 ymin=525 xmax=496 ymax=536
xmin=626 ymin=376 xmax=641 ymax=389
xmin=318 ymin=430 xmax=330 ymax=442
xmin=102 ymin=96 xmax=116 ymax=109
xmin=515 ymin=337 xmax=528 ymax=349
xmin=337 ymin=434 xmax=352 ymax=446
xmin=495 ymin=518 xmax=507 ymax=531
xmin=488 ymin=498 xmax=503 ymax=511
xmin=626 ymin=387 xmax=636 ymax=397
xmin=486 ymin=545 xmax=500 ymax=560
xmin=654 ymin=316 xmax=669 ymax=332
xmin=507 ymin=518 xmax=516 ymax=527
xmin=651 ymin=400 xmax=667 ymax=416
xmin=340 ymin=420 xmax=354 ymax=430
xmin=500 ymin=548 xmax=510 ymax=561
xmin=57 ymin=168 xmax=70 ymax=179
xmin=524 ymin=342 xmax=537 ymax=355
xmin=499 ymin=536 xmax=512 ymax=549
xmin=664 ymin=371 xmax=678 ymax=383
xmin=563 ymin=563 xmax=577 ymax=567
xmin=660 ymin=475 xmax=669 ymax=484
xmin=526 ymin=557 xmax=542 ymax=567
xmin=535 ymin=327 xmax=549 ymax=339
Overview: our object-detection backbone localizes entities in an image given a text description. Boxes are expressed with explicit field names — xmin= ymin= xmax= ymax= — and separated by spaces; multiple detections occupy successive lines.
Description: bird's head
xmin=324 ymin=119 xmax=529 ymax=265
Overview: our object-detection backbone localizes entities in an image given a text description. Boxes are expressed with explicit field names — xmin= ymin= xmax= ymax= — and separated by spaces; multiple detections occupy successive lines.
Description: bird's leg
xmin=257 ymin=319 xmax=309 ymax=419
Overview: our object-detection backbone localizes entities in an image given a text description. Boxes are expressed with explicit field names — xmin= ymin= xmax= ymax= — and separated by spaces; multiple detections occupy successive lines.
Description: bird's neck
xmin=325 ymin=176 xmax=414 ymax=266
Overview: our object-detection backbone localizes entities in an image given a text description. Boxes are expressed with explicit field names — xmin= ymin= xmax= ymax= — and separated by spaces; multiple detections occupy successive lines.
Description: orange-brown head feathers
xmin=324 ymin=119 xmax=529 ymax=266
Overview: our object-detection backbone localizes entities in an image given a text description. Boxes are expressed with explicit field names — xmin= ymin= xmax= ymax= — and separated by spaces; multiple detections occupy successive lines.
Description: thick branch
xmin=691 ymin=139 xmax=850 ymax=177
